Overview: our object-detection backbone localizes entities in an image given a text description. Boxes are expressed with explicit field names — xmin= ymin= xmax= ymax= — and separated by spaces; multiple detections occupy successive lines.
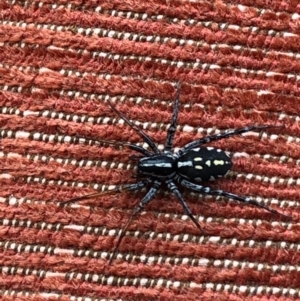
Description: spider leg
xmin=165 ymin=82 xmax=182 ymax=153
xmin=107 ymin=98 xmax=159 ymax=154
xmin=73 ymin=134 xmax=152 ymax=156
xmin=167 ymin=180 xmax=207 ymax=235
xmin=109 ymin=180 xmax=161 ymax=264
xmin=178 ymin=125 xmax=282 ymax=155
xmin=129 ymin=154 xmax=145 ymax=161
xmin=179 ymin=178 xmax=291 ymax=219
xmin=60 ymin=179 xmax=150 ymax=205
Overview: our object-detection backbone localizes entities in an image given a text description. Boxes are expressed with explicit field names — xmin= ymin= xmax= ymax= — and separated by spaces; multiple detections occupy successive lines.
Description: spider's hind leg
xmin=178 ymin=125 xmax=283 ymax=155
xmin=179 ymin=178 xmax=291 ymax=220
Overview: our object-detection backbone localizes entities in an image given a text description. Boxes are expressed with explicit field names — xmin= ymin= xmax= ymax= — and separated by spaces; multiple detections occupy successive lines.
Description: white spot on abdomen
xmin=213 ymin=160 xmax=224 ymax=166
xmin=205 ymin=160 xmax=211 ymax=167
xmin=194 ymin=157 xmax=203 ymax=161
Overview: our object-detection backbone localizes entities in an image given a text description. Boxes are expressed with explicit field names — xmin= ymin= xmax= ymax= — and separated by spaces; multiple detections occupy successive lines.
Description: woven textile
xmin=0 ymin=1 xmax=300 ymax=300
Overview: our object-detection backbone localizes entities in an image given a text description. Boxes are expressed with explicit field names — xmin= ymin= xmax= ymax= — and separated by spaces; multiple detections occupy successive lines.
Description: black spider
xmin=63 ymin=82 xmax=289 ymax=263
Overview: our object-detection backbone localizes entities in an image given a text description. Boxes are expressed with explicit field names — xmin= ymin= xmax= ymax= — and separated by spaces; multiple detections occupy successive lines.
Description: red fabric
xmin=0 ymin=0 xmax=299 ymax=300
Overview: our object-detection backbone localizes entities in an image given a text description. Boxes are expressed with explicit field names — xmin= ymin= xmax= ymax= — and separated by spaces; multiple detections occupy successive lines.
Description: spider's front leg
xmin=164 ymin=81 xmax=182 ymax=153
xmin=60 ymin=179 xmax=150 ymax=205
xmin=179 ymin=178 xmax=290 ymax=219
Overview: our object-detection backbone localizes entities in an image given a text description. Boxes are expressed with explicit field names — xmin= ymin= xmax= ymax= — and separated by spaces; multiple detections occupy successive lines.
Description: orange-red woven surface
xmin=1 ymin=1 xmax=300 ymax=300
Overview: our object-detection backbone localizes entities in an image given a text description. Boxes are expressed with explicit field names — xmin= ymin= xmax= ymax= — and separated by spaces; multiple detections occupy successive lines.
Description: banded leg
xmin=167 ymin=180 xmax=206 ymax=234
xmin=73 ymin=134 xmax=152 ymax=156
xmin=179 ymin=178 xmax=290 ymax=219
xmin=178 ymin=125 xmax=282 ymax=156
xmin=165 ymin=82 xmax=182 ymax=153
xmin=107 ymin=98 xmax=159 ymax=154
xmin=109 ymin=180 xmax=161 ymax=264
xmin=60 ymin=179 xmax=150 ymax=205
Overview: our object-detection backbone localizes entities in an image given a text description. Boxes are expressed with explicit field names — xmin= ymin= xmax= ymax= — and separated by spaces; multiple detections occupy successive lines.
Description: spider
xmin=63 ymin=82 xmax=289 ymax=264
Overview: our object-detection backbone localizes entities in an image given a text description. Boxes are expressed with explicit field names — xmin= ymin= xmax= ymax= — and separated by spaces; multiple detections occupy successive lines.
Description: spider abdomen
xmin=176 ymin=147 xmax=232 ymax=182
